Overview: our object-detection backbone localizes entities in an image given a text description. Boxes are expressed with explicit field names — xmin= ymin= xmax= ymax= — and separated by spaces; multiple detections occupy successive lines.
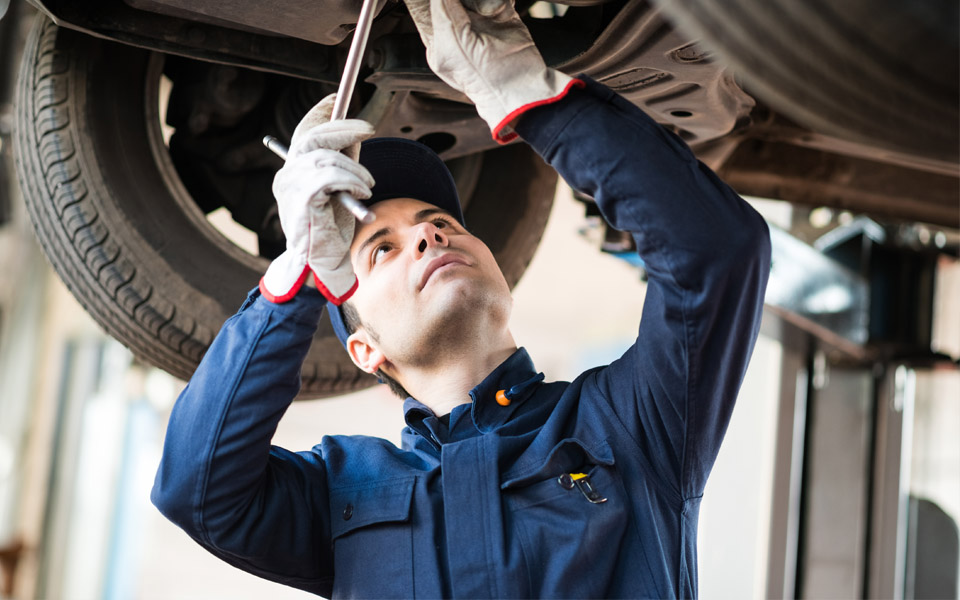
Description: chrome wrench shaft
xmin=262 ymin=0 xmax=381 ymax=224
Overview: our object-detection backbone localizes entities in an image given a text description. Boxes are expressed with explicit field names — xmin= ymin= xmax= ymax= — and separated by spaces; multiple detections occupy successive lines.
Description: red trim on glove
xmin=491 ymin=78 xmax=586 ymax=144
xmin=259 ymin=268 xmax=358 ymax=306
xmin=259 ymin=266 xmax=311 ymax=304
xmin=311 ymin=269 xmax=358 ymax=306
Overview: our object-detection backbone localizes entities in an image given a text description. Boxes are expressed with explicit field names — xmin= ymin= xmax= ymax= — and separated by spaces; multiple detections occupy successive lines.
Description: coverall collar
xmin=402 ymin=347 xmax=545 ymax=445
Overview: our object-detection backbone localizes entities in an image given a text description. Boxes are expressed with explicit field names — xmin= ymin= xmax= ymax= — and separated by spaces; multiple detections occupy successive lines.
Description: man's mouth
xmin=418 ymin=253 xmax=471 ymax=290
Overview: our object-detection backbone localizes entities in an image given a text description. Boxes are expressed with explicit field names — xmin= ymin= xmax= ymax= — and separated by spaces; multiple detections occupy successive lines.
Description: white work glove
xmin=260 ymin=94 xmax=375 ymax=305
xmin=405 ymin=0 xmax=579 ymax=143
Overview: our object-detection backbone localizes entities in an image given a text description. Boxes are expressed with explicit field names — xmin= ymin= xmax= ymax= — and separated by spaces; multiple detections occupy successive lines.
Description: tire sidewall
xmin=15 ymin=16 xmax=557 ymax=397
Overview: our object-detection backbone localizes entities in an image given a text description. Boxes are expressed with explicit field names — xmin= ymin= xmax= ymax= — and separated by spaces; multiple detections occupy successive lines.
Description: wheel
xmin=653 ymin=0 xmax=959 ymax=161
xmin=14 ymin=16 xmax=557 ymax=398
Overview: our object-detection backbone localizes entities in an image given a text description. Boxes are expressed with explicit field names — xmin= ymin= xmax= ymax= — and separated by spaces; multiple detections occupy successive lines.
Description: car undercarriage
xmin=6 ymin=0 xmax=958 ymax=395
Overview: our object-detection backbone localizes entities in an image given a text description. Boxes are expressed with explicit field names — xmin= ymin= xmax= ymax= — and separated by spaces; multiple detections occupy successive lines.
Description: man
xmin=151 ymin=0 xmax=771 ymax=596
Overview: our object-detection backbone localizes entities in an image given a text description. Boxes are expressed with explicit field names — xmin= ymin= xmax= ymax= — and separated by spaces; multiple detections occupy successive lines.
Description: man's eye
xmin=433 ymin=217 xmax=451 ymax=229
xmin=372 ymin=244 xmax=392 ymax=264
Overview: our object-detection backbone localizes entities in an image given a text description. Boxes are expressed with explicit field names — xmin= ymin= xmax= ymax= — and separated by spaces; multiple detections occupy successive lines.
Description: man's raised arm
xmin=405 ymin=0 xmax=771 ymax=500
xmin=151 ymin=287 xmax=336 ymax=595
xmin=151 ymin=94 xmax=376 ymax=596
xmin=515 ymin=79 xmax=771 ymax=500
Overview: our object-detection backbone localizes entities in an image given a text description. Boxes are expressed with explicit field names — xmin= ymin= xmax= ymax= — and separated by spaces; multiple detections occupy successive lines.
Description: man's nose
xmin=413 ymin=222 xmax=448 ymax=257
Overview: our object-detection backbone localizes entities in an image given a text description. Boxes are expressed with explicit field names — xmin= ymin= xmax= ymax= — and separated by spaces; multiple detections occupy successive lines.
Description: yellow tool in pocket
xmin=557 ymin=472 xmax=607 ymax=504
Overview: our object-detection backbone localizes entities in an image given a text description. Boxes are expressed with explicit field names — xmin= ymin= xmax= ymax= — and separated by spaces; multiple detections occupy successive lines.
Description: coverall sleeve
xmin=150 ymin=286 xmax=335 ymax=596
xmin=515 ymin=76 xmax=771 ymax=500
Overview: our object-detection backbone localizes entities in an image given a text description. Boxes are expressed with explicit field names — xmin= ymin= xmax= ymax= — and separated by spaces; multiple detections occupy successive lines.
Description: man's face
xmin=347 ymin=197 xmax=512 ymax=369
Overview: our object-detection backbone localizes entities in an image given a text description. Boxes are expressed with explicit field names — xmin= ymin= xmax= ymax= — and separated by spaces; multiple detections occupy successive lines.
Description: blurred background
xmin=1 ymin=0 xmax=958 ymax=598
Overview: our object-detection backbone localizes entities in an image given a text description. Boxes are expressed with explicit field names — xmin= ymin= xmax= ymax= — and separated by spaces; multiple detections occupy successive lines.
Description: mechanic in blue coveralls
xmin=150 ymin=0 xmax=771 ymax=595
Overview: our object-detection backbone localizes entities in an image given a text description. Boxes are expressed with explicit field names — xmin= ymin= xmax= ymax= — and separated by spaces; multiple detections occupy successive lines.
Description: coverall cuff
xmin=492 ymin=77 xmax=586 ymax=144
xmin=242 ymin=284 xmax=329 ymax=325
xmin=514 ymin=74 xmax=612 ymax=151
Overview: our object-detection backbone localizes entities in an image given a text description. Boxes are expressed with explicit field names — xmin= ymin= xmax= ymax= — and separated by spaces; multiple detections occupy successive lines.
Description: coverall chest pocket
xmin=329 ymin=477 xmax=415 ymax=599
xmin=501 ymin=439 xmax=634 ymax=596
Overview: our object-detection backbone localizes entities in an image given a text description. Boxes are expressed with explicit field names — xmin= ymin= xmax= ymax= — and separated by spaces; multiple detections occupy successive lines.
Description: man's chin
xmin=387 ymin=275 xmax=511 ymax=362
xmin=420 ymin=275 xmax=508 ymax=327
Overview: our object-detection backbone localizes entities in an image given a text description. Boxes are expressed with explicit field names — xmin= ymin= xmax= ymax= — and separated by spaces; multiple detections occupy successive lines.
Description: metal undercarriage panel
xmin=362 ymin=0 xmax=755 ymax=159
xmin=123 ymin=0 xmax=388 ymax=45
xmin=23 ymin=0 xmax=960 ymax=227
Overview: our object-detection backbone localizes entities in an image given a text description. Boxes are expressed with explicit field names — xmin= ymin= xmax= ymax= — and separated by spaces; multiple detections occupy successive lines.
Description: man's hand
xmin=260 ymin=94 xmax=375 ymax=305
xmin=405 ymin=0 xmax=578 ymax=142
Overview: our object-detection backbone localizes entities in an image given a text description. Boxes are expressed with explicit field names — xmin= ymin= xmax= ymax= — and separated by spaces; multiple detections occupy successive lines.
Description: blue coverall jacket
xmin=151 ymin=77 xmax=772 ymax=598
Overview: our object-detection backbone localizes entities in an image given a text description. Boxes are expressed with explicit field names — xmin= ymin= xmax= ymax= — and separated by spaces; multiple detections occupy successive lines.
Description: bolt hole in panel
xmin=416 ymin=132 xmax=457 ymax=155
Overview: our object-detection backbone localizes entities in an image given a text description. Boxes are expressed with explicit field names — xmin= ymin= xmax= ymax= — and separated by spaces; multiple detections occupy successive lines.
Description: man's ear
xmin=346 ymin=329 xmax=387 ymax=375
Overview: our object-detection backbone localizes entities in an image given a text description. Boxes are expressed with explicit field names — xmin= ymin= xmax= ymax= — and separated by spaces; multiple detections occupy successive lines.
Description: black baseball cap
xmin=327 ymin=137 xmax=465 ymax=347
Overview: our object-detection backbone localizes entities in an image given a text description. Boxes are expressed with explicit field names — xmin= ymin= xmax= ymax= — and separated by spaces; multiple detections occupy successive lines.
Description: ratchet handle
xmin=262 ymin=135 xmax=375 ymax=224
xmin=334 ymin=191 xmax=376 ymax=224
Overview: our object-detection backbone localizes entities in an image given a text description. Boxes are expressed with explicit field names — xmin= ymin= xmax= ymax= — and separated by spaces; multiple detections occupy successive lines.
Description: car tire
xmin=654 ymin=0 xmax=959 ymax=161
xmin=14 ymin=16 xmax=556 ymax=398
